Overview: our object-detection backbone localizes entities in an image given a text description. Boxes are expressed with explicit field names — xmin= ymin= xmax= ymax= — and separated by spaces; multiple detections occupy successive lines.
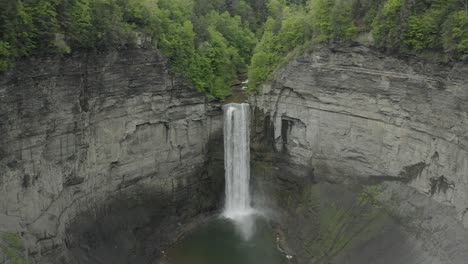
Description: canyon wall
xmin=0 ymin=49 xmax=224 ymax=263
xmin=250 ymin=46 xmax=468 ymax=263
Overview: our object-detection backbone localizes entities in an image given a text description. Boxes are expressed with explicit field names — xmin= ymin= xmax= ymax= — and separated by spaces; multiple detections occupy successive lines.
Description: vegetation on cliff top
xmin=0 ymin=232 xmax=24 ymax=264
xmin=0 ymin=0 xmax=467 ymax=97
xmin=248 ymin=0 xmax=468 ymax=89
xmin=0 ymin=0 xmax=257 ymax=98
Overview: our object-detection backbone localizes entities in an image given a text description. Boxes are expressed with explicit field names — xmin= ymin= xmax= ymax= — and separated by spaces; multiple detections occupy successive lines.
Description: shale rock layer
xmin=250 ymin=46 xmax=468 ymax=264
xmin=0 ymin=49 xmax=223 ymax=263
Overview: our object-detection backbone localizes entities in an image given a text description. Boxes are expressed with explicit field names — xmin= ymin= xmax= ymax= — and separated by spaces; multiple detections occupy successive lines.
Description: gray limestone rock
xmin=0 ymin=49 xmax=223 ymax=263
xmin=250 ymin=45 xmax=468 ymax=264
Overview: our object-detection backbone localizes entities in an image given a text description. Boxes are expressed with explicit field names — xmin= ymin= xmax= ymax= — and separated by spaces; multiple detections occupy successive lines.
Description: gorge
xmin=0 ymin=49 xmax=225 ymax=263
xmin=1 ymin=44 xmax=468 ymax=264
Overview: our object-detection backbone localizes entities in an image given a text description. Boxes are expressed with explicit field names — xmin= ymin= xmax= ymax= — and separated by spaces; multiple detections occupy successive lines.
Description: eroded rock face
xmin=0 ymin=49 xmax=223 ymax=263
xmin=250 ymin=46 xmax=468 ymax=263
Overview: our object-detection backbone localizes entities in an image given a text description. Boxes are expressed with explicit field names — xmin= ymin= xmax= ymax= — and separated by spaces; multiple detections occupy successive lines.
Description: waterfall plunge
xmin=223 ymin=103 xmax=255 ymax=239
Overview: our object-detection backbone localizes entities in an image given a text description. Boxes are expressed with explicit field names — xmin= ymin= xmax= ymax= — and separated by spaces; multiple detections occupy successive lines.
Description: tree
xmin=248 ymin=0 xmax=268 ymax=25
xmin=67 ymin=0 xmax=94 ymax=48
xmin=371 ymin=0 xmax=404 ymax=51
xmin=159 ymin=20 xmax=196 ymax=72
xmin=277 ymin=7 xmax=310 ymax=52
xmin=28 ymin=0 xmax=60 ymax=51
xmin=0 ymin=41 xmax=10 ymax=71
xmin=460 ymin=0 xmax=468 ymax=12
xmin=329 ymin=0 xmax=356 ymax=42
xmin=309 ymin=0 xmax=335 ymax=42
xmin=206 ymin=11 xmax=256 ymax=66
xmin=404 ymin=11 xmax=440 ymax=51
xmin=443 ymin=10 xmax=468 ymax=57
xmin=248 ymin=30 xmax=280 ymax=89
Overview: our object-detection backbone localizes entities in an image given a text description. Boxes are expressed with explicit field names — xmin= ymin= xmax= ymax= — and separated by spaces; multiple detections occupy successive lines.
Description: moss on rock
xmin=0 ymin=232 xmax=24 ymax=264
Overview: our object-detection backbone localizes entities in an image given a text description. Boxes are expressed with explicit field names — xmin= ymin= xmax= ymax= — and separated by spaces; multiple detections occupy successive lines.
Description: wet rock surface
xmin=250 ymin=45 xmax=468 ymax=263
xmin=0 ymin=49 xmax=224 ymax=263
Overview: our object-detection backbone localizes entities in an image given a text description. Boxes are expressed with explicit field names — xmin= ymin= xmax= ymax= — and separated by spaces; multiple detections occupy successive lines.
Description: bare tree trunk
xmin=461 ymin=0 xmax=468 ymax=12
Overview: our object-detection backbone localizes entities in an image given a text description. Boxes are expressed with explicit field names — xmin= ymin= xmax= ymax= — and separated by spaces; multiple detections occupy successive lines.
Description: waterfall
xmin=223 ymin=103 xmax=255 ymax=238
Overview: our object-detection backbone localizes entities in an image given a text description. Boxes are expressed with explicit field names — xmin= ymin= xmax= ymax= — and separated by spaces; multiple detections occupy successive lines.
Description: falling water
xmin=223 ymin=103 xmax=255 ymax=239
xmin=164 ymin=104 xmax=287 ymax=263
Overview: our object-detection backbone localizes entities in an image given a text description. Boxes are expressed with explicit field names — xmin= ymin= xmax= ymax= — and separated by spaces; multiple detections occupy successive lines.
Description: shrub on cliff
xmin=247 ymin=0 xmax=468 ymax=91
xmin=155 ymin=0 xmax=256 ymax=98
xmin=1 ymin=0 xmax=467 ymax=96
xmin=248 ymin=0 xmax=356 ymax=90
xmin=0 ymin=232 xmax=24 ymax=264
xmin=0 ymin=0 xmax=257 ymax=99
xmin=443 ymin=9 xmax=468 ymax=58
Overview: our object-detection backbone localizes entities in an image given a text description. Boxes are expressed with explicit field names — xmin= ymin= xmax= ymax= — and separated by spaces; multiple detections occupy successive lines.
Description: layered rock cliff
xmin=250 ymin=46 xmax=468 ymax=263
xmin=0 ymin=49 xmax=224 ymax=263
xmin=3 ymin=44 xmax=468 ymax=264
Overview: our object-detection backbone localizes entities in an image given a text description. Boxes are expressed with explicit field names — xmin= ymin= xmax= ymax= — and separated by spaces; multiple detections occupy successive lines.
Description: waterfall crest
xmin=222 ymin=103 xmax=255 ymax=238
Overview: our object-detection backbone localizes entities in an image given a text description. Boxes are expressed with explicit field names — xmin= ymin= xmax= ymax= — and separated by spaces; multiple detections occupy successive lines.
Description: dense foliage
xmin=248 ymin=0 xmax=468 ymax=90
xmin=1 ymin=0 xmax=467 ymax=96
xmin=0 ymin=0 xmax=258 ymax=98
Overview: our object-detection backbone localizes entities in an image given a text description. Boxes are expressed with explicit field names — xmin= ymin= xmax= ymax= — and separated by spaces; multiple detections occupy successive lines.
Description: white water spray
xmin=222 ymin=103 xmax=255 ymax=239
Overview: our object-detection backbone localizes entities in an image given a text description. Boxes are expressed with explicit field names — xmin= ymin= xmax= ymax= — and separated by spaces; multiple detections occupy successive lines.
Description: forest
xmin=0 ymin=0 xmax=467 ymax=98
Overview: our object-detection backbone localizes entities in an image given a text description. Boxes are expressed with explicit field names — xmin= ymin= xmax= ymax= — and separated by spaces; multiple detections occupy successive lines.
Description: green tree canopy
xmin=1 ymin=0 xmax=467 ymax=96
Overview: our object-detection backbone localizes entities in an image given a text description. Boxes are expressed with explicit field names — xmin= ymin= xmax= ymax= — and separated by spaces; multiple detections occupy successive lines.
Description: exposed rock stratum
xmin=250 ymin=46 xmax=468 ymax=264
xmin=0 ymin=49 xmax=224 ymax=263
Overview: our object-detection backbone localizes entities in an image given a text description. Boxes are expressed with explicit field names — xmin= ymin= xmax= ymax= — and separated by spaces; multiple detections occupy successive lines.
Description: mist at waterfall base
xmin=164 ymin=103 xmax=286 ymax=264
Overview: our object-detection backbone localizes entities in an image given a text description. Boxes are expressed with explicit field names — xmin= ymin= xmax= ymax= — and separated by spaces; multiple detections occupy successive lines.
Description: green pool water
xmin=164 ymin=217 xmax=287 ymax=264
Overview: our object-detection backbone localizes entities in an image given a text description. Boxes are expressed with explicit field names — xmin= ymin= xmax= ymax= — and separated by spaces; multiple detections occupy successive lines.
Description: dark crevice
xmin=429 ymin=176 xmax=454 ymax=196
xmin=399 ymin=162 xmax=427 ymax=183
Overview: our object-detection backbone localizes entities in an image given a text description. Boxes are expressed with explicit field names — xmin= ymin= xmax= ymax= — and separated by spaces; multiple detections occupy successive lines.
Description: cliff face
xmin=0 ymin=49 xmax=224 ymax=263
xmin=250 ymin=46 xmax=468 ymax=263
